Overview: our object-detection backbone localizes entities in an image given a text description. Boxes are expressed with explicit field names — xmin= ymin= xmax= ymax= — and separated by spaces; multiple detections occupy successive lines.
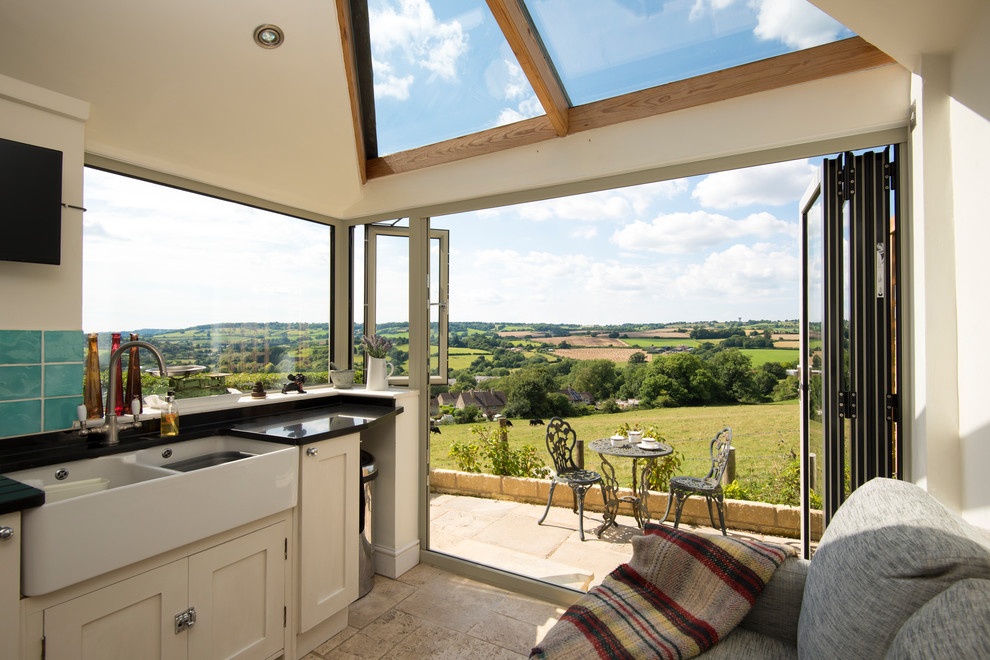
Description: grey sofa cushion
xmin=798 ymin=478 xmax=990 ymax=659
xmin=884 ymin=579 xmax=990 ymax=659
xmin=696 ymin=628 xmax=797 ymax=660
xmin=738 ymin=556 xmax=809 ymax=647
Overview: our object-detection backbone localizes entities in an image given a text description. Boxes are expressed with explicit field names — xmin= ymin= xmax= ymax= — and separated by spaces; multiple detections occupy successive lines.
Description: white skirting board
xmin=373 ymin=539 xmax=420 ymax=579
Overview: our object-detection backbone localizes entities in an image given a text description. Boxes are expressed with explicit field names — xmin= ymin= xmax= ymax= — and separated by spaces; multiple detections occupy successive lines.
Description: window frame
xmin=364 ymin=223 xmax=449 ymax=385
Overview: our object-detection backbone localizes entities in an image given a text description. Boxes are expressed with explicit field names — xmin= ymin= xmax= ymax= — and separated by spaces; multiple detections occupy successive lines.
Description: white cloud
xmin=674 ymin=243 xmax=800 ymax=299
xmin=690 ymin=0 xmax=739 ymax=21
xmin=749 ymin=0 xmax=847 ymax=49
xmin=610 ymin=210 xmax=794 ymax=254
xmin=370 ymin=0 xmax=468 ymax=83
xmin=476 ymin=179 xmax=689 ymax=222
xmin=691 ymin=160 xmax=817 ymax=209
xmin=495 ymin=96 xmax=543 ymax=126
xmin=571 ymin=226 xmax=599 ymax=240
xmin=488 ymin=58 xmax=543 ymax=127
xmin=372 ymin=60 xmax=414 ymax=100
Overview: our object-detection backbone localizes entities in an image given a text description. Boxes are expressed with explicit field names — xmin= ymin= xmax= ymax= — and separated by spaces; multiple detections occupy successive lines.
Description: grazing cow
xmin=430 ymin=426 xmax=441 ymax=435
xmin=529 ymin=419 xmax=544 ymax=426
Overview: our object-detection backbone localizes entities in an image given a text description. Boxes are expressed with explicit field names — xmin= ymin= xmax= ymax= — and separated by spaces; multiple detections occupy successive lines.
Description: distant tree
xmin=452 ymin=404 xmax=483 ymax=424
xmin=628 ymin=351 xmax=647 ymax=364
xmin=640 ymin=353 xmax=715 ymax=406
xmin=499 ymin=367 xmax=558 ymax=418
xmin=618 ymin=362 xmax=650 ymax=399
xmin=753 ymin=370 xmax=779 ymax=398
xmin=600 ymin=398 xmax=621 ymax=414
xmin=450 ymin=372 xmax=478 ymax=394
xmin=570 ymin=359 xmax=619 ymax=401
xmin=771 ymin=375 xmax=800 ymax=401
xmin=760 ymin=361 xmax=787 ymax=380
xmin=707 ymin=349 xmax=759 ymax=403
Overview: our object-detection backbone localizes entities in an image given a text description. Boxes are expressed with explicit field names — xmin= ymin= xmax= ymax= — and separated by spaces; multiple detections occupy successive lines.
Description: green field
xmin=738 ymin=348 xmax=800 ymax=367
xmin=431 ymin=400 xmax=801 ymax=492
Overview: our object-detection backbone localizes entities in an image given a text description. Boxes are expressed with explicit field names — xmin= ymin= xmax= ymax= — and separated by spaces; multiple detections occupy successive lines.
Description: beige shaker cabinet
xmin=297 ymin=432 xmax=359 ymax=633
xmin=41 ymin=518 xmax=288 ymax=660
xmin=0 ymin=513 xmax=22 ymax=657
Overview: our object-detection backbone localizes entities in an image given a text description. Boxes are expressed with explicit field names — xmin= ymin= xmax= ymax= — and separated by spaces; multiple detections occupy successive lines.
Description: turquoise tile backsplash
xmin=44 ymin=330 xmax=83 ymax=362
xmin=0 ymin=330 xmax=42 ymax=365
xmin=44 ymin=396 xmax=83 ymax=432
xmin=0 ymin=365 xmax=42 ymax=400
xmin=0 ymin=399 xmax=42 ymax=437
xmin=44 ymin=363 xmax=84 ymax=397
xmin=0 ymin=329 xmax=84 ymax=438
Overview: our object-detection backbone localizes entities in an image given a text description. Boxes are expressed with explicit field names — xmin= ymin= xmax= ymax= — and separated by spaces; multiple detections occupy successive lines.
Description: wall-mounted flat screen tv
xmin=0 ymin=137 xmax=63 ymax=265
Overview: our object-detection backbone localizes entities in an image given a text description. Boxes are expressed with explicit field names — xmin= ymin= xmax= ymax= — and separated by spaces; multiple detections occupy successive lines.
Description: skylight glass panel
xmin=369 ymin=0 xmax=543 ymax=156
xmin=521 ymin=0 xmax=855 ymax=106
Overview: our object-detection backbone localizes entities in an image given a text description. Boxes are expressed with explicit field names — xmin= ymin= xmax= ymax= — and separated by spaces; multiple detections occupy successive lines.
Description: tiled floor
xmin=305 ymin=563 xmax=565 ymax=659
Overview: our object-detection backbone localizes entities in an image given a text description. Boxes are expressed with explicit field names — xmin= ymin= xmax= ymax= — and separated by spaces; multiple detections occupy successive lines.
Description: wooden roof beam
xmin=486 ymin=0 xmax=570 ymax=138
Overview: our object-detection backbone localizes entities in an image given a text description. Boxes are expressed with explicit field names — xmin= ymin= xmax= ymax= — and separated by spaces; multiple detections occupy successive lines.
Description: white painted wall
xmin=908 ymin=57 xmax=962 ymax=512
xmin=949 ymin=2 xmax=990 ymax=526
xmin=0 ymin=75 xmax=88 ymax=330
xmin=905 ymin=1 xmax=990 ymax=526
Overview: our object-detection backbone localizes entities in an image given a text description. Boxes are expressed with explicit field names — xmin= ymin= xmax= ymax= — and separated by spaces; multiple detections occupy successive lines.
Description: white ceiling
xmin=0 ymin=0 xmax=362 ymax=218
xmin=1 ymin=0 xmax=983 ymax=221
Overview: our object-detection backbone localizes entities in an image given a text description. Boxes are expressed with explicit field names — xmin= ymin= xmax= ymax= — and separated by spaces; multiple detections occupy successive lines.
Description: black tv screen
xmin=0 ymin=137 xmax=63 ymax=265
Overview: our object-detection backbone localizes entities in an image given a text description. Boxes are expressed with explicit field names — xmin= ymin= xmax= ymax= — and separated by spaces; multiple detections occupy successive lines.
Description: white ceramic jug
xmin=365 ymin=357 xmax=395 ymax=390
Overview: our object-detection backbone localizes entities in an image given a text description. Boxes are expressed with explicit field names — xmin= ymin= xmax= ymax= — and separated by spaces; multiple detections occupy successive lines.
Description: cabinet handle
xmin=0 ymin=527 xmax=12 ymax=541
xmin=306 ymin=447 xmax=318 ymax=456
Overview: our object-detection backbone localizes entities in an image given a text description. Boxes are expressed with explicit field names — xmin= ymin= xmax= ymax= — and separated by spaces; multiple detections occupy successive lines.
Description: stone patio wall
xmin=430 ymin=468 xmax=823 ymax=540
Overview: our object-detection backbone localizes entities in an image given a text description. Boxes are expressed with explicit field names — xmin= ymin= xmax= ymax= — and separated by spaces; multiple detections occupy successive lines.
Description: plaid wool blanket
xmin=532 ymin=524 xmax=796 ymax=659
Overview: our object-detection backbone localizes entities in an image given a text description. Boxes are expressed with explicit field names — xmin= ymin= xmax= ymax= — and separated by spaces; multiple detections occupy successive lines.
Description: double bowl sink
xmin=4 ymin=435 xmax=298 ymax=596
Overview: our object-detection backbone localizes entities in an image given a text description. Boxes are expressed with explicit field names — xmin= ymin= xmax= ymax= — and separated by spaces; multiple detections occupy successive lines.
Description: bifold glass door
xmin=800 ymin=147 xmax=901 ymax=557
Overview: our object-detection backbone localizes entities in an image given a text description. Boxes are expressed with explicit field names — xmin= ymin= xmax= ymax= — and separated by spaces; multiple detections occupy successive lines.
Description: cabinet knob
xmin=306 ymin=447 xmax=318 ymax=456
xmin=0 ymin=527 xmax=13 ymax=541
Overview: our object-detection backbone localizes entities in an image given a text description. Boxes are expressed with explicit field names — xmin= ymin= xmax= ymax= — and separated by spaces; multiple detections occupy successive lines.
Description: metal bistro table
xmin=589 ymin=438 xmax=672 ymax=537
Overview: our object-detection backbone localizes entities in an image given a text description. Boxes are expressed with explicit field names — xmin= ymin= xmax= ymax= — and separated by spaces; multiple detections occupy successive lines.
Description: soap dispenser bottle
xmin=161 ymin=390 xmax=179 ymax=437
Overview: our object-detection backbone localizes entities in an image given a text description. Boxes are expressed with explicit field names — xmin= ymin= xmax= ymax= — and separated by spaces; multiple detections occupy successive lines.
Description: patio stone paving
xmin=429 ymin=492 xmax=803 ymax=591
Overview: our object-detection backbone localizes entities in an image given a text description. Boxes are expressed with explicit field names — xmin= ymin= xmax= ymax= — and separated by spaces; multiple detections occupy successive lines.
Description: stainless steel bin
xmin=358 ymin=450 xmax=378 ymax=599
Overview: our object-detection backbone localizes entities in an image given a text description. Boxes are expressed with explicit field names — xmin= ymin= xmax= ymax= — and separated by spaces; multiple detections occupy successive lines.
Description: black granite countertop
xmin=0 ymin=475 xmax=44 ymax=515
xmin=225 ymin=404 xmax=401 ymax=444
xmin=0 ymin=393 xmax=403 ymax=511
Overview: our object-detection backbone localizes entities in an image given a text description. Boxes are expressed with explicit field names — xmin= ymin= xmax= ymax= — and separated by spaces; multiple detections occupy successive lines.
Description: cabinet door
xmin=299 ymin=433 xmax=359 ymax=632
xmin=0 ymin=512 xmax=20 ymax=654
xmin=188 ymin=520 xmax=287 ymax=660
xmin=44 ymin=560 xmax=187 ymax=660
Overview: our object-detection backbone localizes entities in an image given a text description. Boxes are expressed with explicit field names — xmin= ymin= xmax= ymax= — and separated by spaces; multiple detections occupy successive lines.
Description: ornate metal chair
xmin=661 ymin=427 xmax=732 ymax=536
xmin=537 ymin=417 xmax=604 ymax=541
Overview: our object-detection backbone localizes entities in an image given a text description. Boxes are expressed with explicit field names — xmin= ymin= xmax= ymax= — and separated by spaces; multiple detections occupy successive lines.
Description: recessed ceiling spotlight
xmin=254 ymin=24 xmax=284 ymax=49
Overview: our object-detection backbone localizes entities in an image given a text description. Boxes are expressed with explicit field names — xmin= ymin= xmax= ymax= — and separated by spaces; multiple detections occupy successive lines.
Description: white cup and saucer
xmin=639 ymin=437 xmax=662 ymax=450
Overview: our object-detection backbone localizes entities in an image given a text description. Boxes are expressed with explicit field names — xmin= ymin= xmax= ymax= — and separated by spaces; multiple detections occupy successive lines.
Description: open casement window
xmin=364 ymin=223 xmax=449 ymax=385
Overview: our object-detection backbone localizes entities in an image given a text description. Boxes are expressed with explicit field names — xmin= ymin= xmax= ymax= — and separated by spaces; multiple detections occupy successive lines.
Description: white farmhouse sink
xmin=5 ymin=435 xmax=298 ymax=596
